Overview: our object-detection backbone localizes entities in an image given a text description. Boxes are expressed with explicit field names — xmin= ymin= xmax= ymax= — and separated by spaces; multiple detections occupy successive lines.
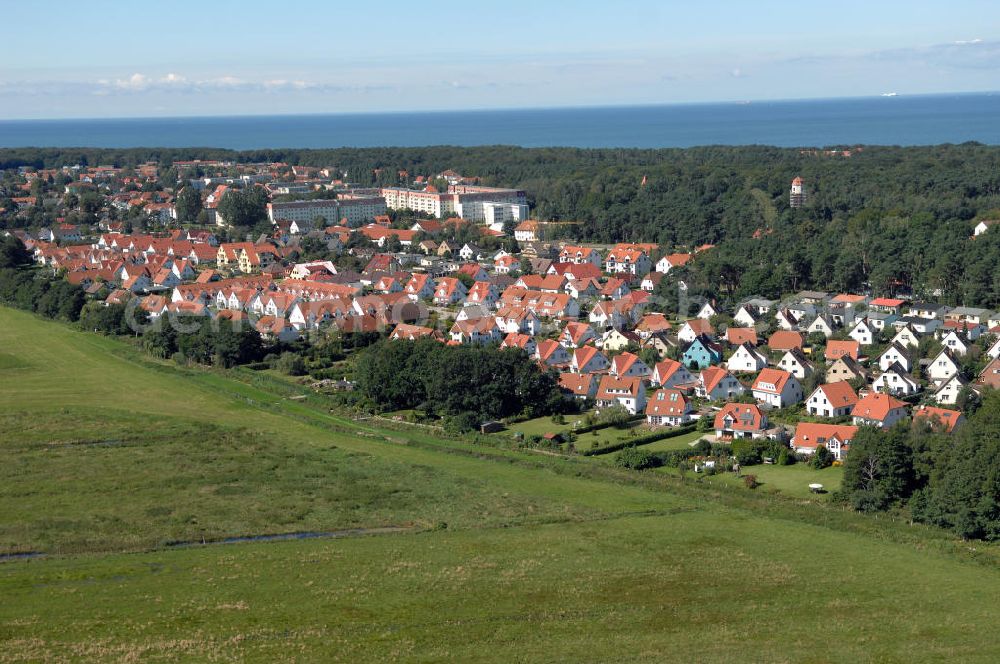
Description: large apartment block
xmin=380 ymin=184 xmax=527 ymax=222
xmin=267 ymin=196 xmax=387 ymax=227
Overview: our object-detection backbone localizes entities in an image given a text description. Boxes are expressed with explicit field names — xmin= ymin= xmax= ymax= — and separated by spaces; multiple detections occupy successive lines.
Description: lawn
xmin=491 ymin=412 xmax=651 ymax=453
xmin=635 ymin=428 xmax=707 ymax=452
xmin=2 ymin=307 xmax=1000 ymax=662
xmin=489 ymin=413 xmax=574 ymax=439
xmin=657 ymin=462 xmax=845 ymax=500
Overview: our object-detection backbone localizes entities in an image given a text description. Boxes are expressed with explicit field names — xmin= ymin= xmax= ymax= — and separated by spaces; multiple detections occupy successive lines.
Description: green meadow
xmin=2 ymin=307 xmax=999 ymax=662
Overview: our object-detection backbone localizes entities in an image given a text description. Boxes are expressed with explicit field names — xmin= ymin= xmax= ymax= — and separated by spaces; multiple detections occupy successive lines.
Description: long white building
xmin=267 ymin=197 xmax=386 ymax=227
xmin=381 ymin=188 xmax=455 ymax=218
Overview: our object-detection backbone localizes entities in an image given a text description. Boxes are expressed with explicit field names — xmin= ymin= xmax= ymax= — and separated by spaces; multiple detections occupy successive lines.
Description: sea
xmin=1 ymin=93 xmax=999 ymax=150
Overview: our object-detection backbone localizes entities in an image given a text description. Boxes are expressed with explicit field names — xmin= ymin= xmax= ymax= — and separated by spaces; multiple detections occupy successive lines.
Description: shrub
xmin=812 ymin=445 xmax=834 ymax=469
xmin=694 ymin=439 xmax=713 ymax=456
xmin=276 ymin=351 xmax=307 ymax=376
xmin=615 ymin=448 xmax=660 ymax=470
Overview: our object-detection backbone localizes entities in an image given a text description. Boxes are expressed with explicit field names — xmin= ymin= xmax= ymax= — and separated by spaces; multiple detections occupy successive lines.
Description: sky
xmin=2 ymin=0 xmax=1000 ymax=120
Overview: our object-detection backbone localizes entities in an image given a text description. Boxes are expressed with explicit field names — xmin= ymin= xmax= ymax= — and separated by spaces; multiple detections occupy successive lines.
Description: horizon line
xmin=2 ymin=89 xmax=998 ymax=124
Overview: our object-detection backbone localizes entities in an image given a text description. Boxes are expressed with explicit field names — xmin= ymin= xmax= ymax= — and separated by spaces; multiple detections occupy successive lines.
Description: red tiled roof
xmin=792 ymin=423 xmax=858 ymax=450
xmin=913 ymin=406 xmax=964 ymax=433
xmin=714 ymin=402 xmax=765 ymax=432
xmin=852 ymin=393 xmax=907 ymax=422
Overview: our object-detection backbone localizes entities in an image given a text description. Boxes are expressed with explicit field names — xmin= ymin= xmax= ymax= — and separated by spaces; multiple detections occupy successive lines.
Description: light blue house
xmin=682 ymin=334 xmax=723 ymax=370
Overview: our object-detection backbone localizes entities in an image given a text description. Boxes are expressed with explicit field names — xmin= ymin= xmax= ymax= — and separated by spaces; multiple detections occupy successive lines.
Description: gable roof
xmin=559 ymin=372 xmax=596 ymax=396
xmin=913 ymin=405 xmax=964 ymax=433
xmin=596 ymin=375 xmax=643 ymax=401
xmin=700 ymin=366 xmax=735 ymax=393
xmin=852 ymin=393 xmax=907 ymax=422
xmin=752 ymin=368 xmax=793 ymax=394
xmin=714 ymin=402 xmax=765 ymax=432
xmin=826 ymin=339 xmax=861 ymax=361
xmin=536 ymin=339 xmax=566 ymax=362
xmin=653 ymin=359 xmax=688 ymax=384
xmin=792 ymin=423 xmax=859 ymax=450
xmin=682 ymin=318 xmax=714 ymax=336
xmin=725 ymin=327 xmax=758 ymax=346
xmin=645 ymin=389 xmax=690 ymax=417
xmin=573 ymin=345 xmax=605 ymax=370
xmin=978 ymin=358 xmax=1000 ymax=389
xmin=611 ymin=351 xmax=643 ymax=376
xmin=814 ymin=381 xmax=859 ymax=408
xmin=768 ymin=330 xmax=804 ymax=351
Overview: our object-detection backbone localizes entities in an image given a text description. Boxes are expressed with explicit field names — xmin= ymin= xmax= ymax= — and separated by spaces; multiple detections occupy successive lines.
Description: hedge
xmin=582 ymin=423 xmax=699 ymax=456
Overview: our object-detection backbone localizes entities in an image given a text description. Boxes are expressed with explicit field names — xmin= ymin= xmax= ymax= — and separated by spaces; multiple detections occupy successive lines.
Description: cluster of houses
xmin=6 ymin=161 xmax=1000 ymax=465
xmin=393 ymin=277 xmax=998 ymax=461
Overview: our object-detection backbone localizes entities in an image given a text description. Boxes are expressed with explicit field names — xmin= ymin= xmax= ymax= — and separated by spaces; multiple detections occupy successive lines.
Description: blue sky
xmin=2 ymin=0 xmax=999 ymax=119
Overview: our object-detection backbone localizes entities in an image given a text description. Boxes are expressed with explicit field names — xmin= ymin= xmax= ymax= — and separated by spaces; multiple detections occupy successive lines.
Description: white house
xmin=849 ymin=319 xmax=875 ymax=346
xmin=777 ymin=348 xmax=814 ymax=379
xmin=938 ymin=330 xmax=969 ymax=357
xmin=677 ymin=319 xmax=714 ymax=343
xmin=852 ymin=393 xmax=909 ymax=429
xmin=989 ymin=336 xmax=1000 ymax=360
xmin=973 ymin=219 xmax=999 ymax=236
xmin=697 ymin=366 xmax=744 ymax=401
xmin=610 ymin=351 xmax=652 ymax=379
xmin=871 ymin=366 xmax=920 ymax=397
xmin=589 ymin=301 xmax=627 ymax=330
xmin=806 ymin=382 xmax=859 ymax=418
xmin=934 ymin=374 xmax=968 ymax=406
xmin=604 ymin=247 xmax=652 ymax=276
xmin=891 ymin=325 xmax=920 ymax=349
xmin=751 ymin=368 xmax=803 ymax=409
xmin=696 ymin=301 xmax=718 ymax=320
xmin=728 ymin=343 xmax=768 ymax=373
xmin=655 ymin=253 xmax=692 ymax=274
xmin=458 ymin=243 xmax=484 ymax=262
xmin=645 ymin=389 xmax=694 ymax=427
xmin=571 ymin=346 xmax=610 ymax=374
xmin=806 ymin=315 xmax=836 ymax=338
xmin=775 ymin=309 xmax=799 ymax=331
xmin=495 ymin=307 xmax=541 ymax=336
xmin=449 ymin=317 xmax=502 ymax=344
xmin=878 ymin=344 xmax=912 ymax=373
xmin=652 ymin=359 xmax=694 ymax=388
xmin=595 ymin=375 xmax=647 ymax=415
xmin=733 ymin=305 xmax=759 ymax=328
xmin=927 ymin=349 xmax=960 ymax=384
xmin=898 ymin=316 xmax=941 ymax=335
xmin=535 ymin=339 xmax=572 ymax=366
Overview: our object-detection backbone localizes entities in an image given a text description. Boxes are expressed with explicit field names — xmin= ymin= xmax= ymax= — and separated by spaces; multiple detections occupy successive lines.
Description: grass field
xmin=2 ymin=307 xmax=1000 ymax=662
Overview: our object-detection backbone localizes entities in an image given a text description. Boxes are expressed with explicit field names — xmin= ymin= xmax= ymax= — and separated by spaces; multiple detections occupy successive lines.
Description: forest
xmin=352 ymin=337 xmax=565 ymax=429
xmin=840 ymin=390 xmax=1000 ymax=541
